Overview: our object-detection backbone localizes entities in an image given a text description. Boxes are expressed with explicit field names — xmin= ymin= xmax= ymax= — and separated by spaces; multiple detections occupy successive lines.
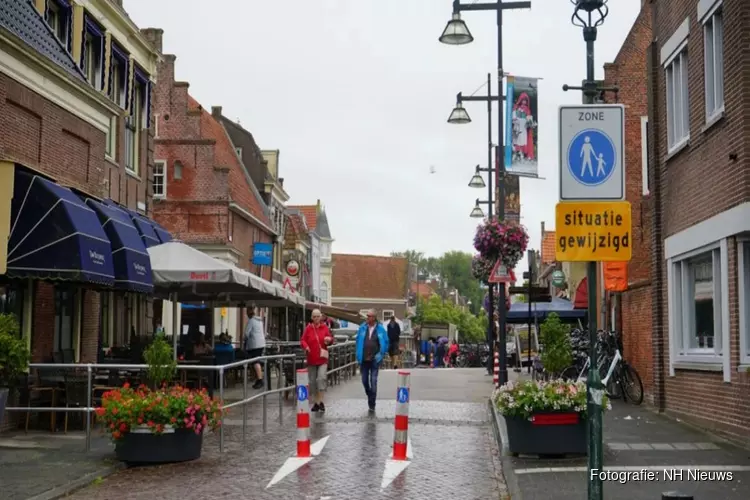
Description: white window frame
xmin=382 ymin=309 xmax=395 ymax=322
xmin=640 ymin=116 xmax=649 ymax=196
xmin=665 ymin=45 xmax=690 ymax=152
xmin=153 ymin=159 xmax=166 ymax=198
xmin=82 ymin=30 xmax=103 ymax=91
xmin=668 ymin=243 xmax=727 ymax=367
xmin=737 ymin=238 xmax=750 ymax=365
xmin=154 ymin=113 xmax=160 ymax=138
xmin=320 ymin=282 xmax=328 ymax=303
xmin=702 ymin=2 xmax=724 ymax=121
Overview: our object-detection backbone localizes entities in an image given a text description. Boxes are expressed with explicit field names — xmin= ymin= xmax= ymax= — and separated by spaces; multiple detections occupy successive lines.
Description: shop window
xmin=53 ymin=288 xmax=75 ymax=354
xmin=670 ymin=248 xmax=723 ymax=360
xmin=0 ymin=282 xmax=25 ymax=336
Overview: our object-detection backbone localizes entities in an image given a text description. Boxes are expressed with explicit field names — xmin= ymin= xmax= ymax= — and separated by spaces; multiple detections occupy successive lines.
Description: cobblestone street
xmin=67 ymin=369 xmax=507 ymax=500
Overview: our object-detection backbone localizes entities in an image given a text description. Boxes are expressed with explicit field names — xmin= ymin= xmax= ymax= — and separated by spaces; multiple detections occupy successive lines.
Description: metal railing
xmin=5 ymin=341 xmax=357 ymax=453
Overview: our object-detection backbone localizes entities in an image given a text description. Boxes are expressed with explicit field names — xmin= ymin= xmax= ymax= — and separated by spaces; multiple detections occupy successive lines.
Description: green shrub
xmin=539 ymin=313 xmax=572 ymax=376
xmin=143 ymin=337 xmax=176 ymax=388
xmin=0 ymin=313 xmax=30 ymax=387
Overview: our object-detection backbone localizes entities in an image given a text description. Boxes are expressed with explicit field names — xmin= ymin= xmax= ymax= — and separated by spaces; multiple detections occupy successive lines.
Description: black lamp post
xmin=440 ymin=0 xmax=531 ymax=385
xmin=563 ymin=2 xmax=609 ymax=500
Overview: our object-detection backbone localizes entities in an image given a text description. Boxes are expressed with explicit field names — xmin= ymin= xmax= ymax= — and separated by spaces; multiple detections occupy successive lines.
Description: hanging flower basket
xmin=473 ymin=218 xmax=529 ymax=268
xmin=471 ymin=254 xmax=495 ymax=283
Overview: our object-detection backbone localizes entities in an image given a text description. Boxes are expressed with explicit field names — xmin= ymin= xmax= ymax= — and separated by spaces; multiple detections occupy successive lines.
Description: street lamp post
xmin=563 ymin=2 xmax=610 ymax=500
xmin=440 ymin=0 xmax=531 ymax=385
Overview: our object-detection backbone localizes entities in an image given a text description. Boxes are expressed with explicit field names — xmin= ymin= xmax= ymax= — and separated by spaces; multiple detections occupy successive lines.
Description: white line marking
xmin=406 ymin=437 xmax=413 ymax=459
xmin=310 ymin=435 xmax=330 ymax=456
xmin=514 ymin=465 xmax=750 ymax=475
xmin=381 ymin=459 xmax=411 ymax=490
xmin=266 ymin=457 xmax=313 ymax=488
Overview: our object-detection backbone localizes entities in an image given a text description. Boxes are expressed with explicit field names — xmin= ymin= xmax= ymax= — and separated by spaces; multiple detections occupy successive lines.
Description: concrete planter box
xmin=504 ymin=412 xmax=587 ymax=456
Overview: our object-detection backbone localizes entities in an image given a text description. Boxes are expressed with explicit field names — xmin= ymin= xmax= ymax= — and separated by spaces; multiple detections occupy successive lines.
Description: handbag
xmin=314 ymin=325 xmax=329 ymax=360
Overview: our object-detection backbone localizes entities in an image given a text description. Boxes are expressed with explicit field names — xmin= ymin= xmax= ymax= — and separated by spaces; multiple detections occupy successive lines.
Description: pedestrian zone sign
xmin=397 ymin=387 xmax=409 ymax=404
xmin=488 ymin=259 xmax=512 ymax=284
xmin=559 ymin=104 xmax=625 ymax=201
xmin=297 ymin=385 xmax=308 ymax=402
xmin=555 ymin=201 xmax=632 ymax=262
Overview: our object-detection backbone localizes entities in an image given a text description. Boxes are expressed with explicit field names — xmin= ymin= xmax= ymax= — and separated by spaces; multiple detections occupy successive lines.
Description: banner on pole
xmin=505 ymin=76 xmax=539 ymax=178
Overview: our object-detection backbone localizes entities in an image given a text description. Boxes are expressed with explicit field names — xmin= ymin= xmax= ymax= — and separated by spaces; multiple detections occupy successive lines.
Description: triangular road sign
xmin=488 ymin=259 xmax=512 ymax=284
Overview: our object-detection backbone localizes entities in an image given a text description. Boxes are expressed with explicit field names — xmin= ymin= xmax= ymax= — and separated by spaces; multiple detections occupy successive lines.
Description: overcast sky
xmin=125 ymin=0 xmax=640 ymax=276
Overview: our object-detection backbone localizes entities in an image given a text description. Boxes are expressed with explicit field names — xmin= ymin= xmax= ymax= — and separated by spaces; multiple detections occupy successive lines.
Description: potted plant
xmin=95 ymin=338 xmax=224 ymax=464
xmin=493 ymin=378 xmax=610 ymax=456
xmin=471 ymin=254 xmax=495 ymax=283
xmin=473 ymin=218 xmax=529 ymax=268
xmin=0 ymin=313 xmax=31 ymax=422
xmin=538 ymin=313 xmax=572 ymax=379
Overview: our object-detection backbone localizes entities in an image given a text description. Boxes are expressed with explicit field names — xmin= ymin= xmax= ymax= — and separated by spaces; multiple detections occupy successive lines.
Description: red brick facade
xmin=144 ymin=29 xmax=274 ymax=282
xmin=601 ymin=4 xmax=654 ymax=402
xmin=648 ymin=0 xmax=750 ymax=444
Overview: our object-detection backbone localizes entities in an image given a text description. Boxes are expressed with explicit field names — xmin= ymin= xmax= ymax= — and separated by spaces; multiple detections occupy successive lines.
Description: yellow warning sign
xmin=555 ymin=201 xmax=632 ymax=262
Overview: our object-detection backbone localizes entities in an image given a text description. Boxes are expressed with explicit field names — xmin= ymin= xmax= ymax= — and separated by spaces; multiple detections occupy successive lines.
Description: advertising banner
xmin=252 ymin=242 xmax=273 ymax=266
xmin=495 ymin=146 xmax=521 ymax=225
xmin=504 ymin=76 xmax=539 ymax=177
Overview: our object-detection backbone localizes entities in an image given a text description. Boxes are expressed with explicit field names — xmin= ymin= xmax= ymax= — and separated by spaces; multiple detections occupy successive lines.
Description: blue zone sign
xmin=252 ymin=242 xmax=273 ymax=266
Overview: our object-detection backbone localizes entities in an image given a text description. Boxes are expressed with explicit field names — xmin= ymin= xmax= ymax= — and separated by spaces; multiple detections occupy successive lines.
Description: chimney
xmin=140 ymin=28 xmax=163 ymax=53
xmin=211 ymin=106 xmax=223 ymax=118
xmin=316 ymin=199 xmax=321 ymax=213
xmin=541 ymin=221 xmax=545 ymax=234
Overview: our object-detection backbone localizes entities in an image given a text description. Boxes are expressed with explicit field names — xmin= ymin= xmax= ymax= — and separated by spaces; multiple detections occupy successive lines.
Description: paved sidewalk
xmin=499 ymin=400 xmax=750 ymax=500
xmin=66 ymin=368 xmax=507 ymax=500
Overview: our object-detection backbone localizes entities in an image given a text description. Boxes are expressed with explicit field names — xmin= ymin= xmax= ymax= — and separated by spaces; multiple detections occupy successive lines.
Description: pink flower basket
xmin=473 ymin=218 xmax=529 ymax=268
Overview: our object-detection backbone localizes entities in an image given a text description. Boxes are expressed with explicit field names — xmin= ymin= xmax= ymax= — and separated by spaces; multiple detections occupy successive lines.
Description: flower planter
xmin=504 ymin=412 xmax=587 ymax=456
xmin=115 ymin=427 xmax=204 ymax=465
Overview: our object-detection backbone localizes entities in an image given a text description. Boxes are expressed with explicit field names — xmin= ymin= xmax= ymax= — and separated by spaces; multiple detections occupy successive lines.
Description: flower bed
xmin=96 ymin=383 xmax=224 ymax=464
xmin=473 ymin=218 xmax=529 ymax=268
xmin=492 ymin=379 xmax=610 ymax=456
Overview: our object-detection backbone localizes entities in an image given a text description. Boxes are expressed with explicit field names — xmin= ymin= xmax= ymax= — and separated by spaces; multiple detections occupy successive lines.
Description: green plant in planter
xmin=143 ymin=337 xmax=176 ymax=388
xmin=539 ymin=313 xmax=572 ymax=377
xmin=0 ymin=313 xmax=31 ymax=388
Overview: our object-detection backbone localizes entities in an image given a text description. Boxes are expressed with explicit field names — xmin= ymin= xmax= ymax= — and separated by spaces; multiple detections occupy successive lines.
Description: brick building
xmin=1 ymin=0 xmax=161 ymax=366
xmin=647 ymin=0 xmax=749 ymax=443
xmin=331 ymin=254 xmax=411 ymax=322
xmin=288 ymin=201 xmax=334 ymax=304
xmin=143 ymin=28 xmax=276 ymax=340
xmin=601 ymin=2 xmax=654 ymax=401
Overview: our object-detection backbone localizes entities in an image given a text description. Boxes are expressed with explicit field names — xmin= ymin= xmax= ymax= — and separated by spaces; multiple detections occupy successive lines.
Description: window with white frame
xmin=153 ymin=160 xmax=166 ymax=198
xmin=382 ymin=309 xmax=396 ymax=322
xmin=320 ymin=282 xmax=328 ymax=303
xmin=738 ymin=240 xmax=750 ymax=364
xmin=640 ymin=116 xmax=650 ymax=196
xmin=665 ymin=48 xmax=690 ymax=150
xmin=703 ymin=5 xmax=724 ymax=120
xmin=671 ymin=248 xmax=722 ymax=358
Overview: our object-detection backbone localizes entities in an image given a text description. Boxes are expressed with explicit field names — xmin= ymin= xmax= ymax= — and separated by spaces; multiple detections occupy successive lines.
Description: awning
xmin=306 ymin=302 xmax=363 ymax=324
xmin=149 ymin=241 xmax=248 ymax=284
xmin=5 ymin=169 xmax=115 ymax=286
xmin=574 ymin=278 xmax=588 ymax=309
xmin=150 ymin=220 xmax=173 ymax=244
xmin=102 ymin=201 xmax=160 ymax=248
xmin=85 ymin=199 xmax=153 ymax=293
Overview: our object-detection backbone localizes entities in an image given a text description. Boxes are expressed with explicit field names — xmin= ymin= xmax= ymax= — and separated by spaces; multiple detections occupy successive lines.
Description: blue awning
xmin=6 ymin=169 xmax=115 ymax=286
xmin=101 ymin=200 xmax=164 ymax=248
xmin=85 ymin=199 xmax=153 ymax=293
xmin=151 ymin=220 xmax=173 ymax=244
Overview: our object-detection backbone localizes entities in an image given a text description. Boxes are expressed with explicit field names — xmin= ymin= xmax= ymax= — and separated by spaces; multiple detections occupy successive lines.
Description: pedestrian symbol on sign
xmin=297 ymin=385 xmax=308 ymax=402
xmin=567 ymin=129 xmax=616 ymax=187
xmin=397 ymin=387 xmax=409 ymax=404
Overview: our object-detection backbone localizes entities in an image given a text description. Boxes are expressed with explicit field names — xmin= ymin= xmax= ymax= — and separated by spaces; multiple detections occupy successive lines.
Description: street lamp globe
xmin=468 ymin=172 xmax=486 ymax=189
xmin=447 ymin=102 xmax=471 ymax=124
xmin=469 ymin=205 xmax=485 ymax=218
xmin=439 ymin=12 xmax=474 ymax=45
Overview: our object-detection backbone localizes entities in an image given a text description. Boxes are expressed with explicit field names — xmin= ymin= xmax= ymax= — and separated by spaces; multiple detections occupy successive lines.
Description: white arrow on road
xmin=266 ymin=435 xmax=330 ymax=489
xmin=381 ymin=437 xmax=413 ymax=490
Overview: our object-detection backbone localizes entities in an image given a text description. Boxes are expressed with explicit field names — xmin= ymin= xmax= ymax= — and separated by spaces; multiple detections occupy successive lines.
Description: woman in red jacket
xmin=300 ymin=309 xmax=335 ymax=412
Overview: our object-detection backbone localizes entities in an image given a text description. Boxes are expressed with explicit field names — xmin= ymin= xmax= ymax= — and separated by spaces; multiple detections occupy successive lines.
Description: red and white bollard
xmin=392 ymin=371 xmax=410 ymax=460
xmin=296 ymin=368 xmax=311 ymax=457
xmin=493 ymin=351 xmax=500 ymax=387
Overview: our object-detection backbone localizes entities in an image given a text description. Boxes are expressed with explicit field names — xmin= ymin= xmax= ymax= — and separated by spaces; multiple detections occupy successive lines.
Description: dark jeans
xmin=360 ymin=360 xmax=380 ymax=408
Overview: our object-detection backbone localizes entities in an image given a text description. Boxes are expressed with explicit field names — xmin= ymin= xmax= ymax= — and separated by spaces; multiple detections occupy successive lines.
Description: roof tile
xmin=332 ymin=254 xmax=408 ymax=299
xmin=288 ymin=205 xmax=317 ymax=231
xmin=541 ymin=230 xmax=556 ymax=265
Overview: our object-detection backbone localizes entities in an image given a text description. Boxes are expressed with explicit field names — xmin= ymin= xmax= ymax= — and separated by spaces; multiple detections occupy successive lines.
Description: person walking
xmin=449 ymin=340 xmax=459 ymax=367
xmin=300 ymin=309 xmax=335 ymax=412
xmin=355 ymin=309 xmax=389 ymax=412
xmin=243 ymin=306 xmax=266 ymax=389
xmin=386 ymin=315 xmax=401 ymax=369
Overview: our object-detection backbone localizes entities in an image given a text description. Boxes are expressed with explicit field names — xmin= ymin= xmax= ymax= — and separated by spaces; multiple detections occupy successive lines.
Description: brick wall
xmin=601 ymin=4 xmax=654 ymax=399
xmin=649 ymin=0 xmax=750 ymax=444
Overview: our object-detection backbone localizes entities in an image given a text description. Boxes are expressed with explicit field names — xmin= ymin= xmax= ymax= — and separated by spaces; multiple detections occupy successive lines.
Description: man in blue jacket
xmin=356 ymin=309 xmax=389 ymax=412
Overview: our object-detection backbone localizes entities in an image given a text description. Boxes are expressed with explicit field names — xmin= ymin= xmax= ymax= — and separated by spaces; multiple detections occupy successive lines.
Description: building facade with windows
xmin=143 ymin=28 xmax=275 ymax=341
xmin=649 ymin=0 xmax=749 ymax=443
xmin=1 ymin=0 xmax=162 ymax=382
xmin=288 ymin=201 xmax=333 ymax=304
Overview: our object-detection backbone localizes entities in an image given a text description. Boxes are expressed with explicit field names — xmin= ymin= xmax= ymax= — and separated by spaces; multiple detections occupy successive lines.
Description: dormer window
xmin=81 ymin=14 xmax=105 ymax=90
xmin=108 ymin=43 xmax=129 ymax=109
xmin=46 ymin=0 xmax=71 ymax=51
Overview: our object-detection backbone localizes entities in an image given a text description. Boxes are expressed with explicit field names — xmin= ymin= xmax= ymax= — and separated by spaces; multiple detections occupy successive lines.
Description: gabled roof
xmin=316 ymin=210 xmax=332 ymax=239
xmin=332 ymin=254 xmax=408 ymax=300
xmin=288 ymin=205 xmax=317 ymax=231
xmin=411 ymin=281 xmax=434 ymax=299
xmin=541 ymin=230 xmax=556 ymax=265
xmin=286 ymin=212 xmax=308 ymax=238
xmin=0 ymin=0 xmax=86 ymax=81
xmin=190 ymin=96 xmax=271 ymax=227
